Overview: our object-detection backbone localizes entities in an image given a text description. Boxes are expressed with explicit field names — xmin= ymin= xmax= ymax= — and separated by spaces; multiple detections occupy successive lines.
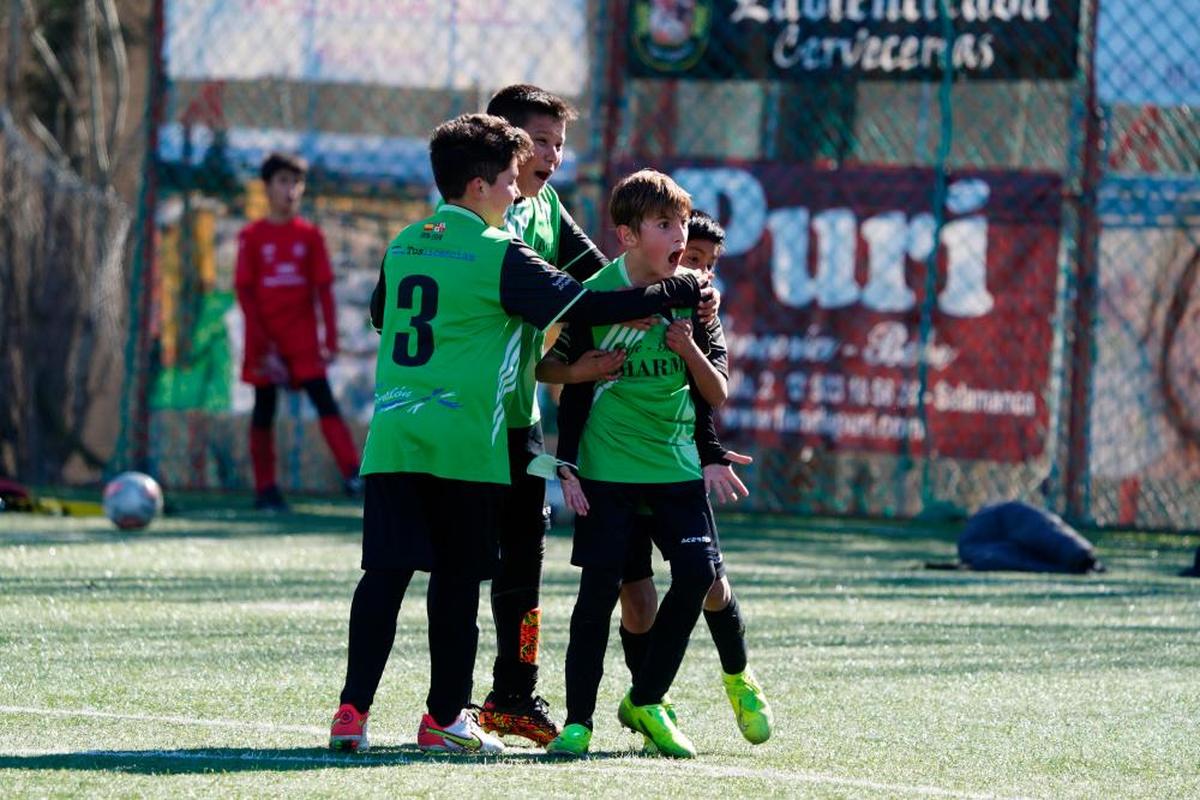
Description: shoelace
xmin=530 ymin=695 xmax=552 ymax=718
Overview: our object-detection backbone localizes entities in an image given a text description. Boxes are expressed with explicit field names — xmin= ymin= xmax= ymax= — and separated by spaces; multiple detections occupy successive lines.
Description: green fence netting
xmin=5 ymin=0 xmax=1196 ymax=529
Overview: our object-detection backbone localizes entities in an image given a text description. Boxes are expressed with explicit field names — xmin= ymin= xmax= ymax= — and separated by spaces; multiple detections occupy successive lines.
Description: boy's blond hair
xmin=609 ymin=169 xmax=692 ymax=232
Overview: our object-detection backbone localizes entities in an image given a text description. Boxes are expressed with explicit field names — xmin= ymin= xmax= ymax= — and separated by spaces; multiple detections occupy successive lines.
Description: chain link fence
xmin=4 ymin=1 xmax=1197 ymax=529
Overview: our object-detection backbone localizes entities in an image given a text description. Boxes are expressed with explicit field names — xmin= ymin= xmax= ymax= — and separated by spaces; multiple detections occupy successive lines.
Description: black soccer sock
xmin=490 ymin=461 xmax=547 ymax=700
xmin=564 ymin=566 xmax=622 ymax=726
xmin=630 ymin=555 xmax=715 ymax=707
xmin=704 ymin=595 xmax=748 ymax=675
xmin=427 ymin=570 xmax=483 ymax=726
xmin=340 ymin=569 xmax=413 ymax=713
xmin=619 ymin=625 xmax=651 ymax=682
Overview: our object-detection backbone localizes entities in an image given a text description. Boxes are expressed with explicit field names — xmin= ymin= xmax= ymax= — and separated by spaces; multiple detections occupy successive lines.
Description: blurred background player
xmin=234 ymin=153 xmax=361 ymax=511
xmin=328 ymin=115 xmax=708 ymax=755
xmin=615 ymin=210 xmax=772 ymax=747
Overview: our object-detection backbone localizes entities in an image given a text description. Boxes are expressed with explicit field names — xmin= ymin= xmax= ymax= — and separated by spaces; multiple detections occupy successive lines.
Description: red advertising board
xmin=612 ymin=162 xmax=1063 ymax=462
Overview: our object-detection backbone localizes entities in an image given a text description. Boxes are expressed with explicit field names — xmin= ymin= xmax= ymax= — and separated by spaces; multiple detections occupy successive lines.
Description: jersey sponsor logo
xmin=680 ymin=535 xmax=712 ymax=544
xmin=631 ymin=0 xmax=713 ymax=73
xmin=375 ymin=386 xmax=461 ymax=415
xmin=392 ymin=243 xmax=476 ymax=262
xmin=549 ymin=272 xmax=575 ymax=292
xmin=620 ymin=351 xmax=686 ymax=378
xmin=261 ymin=261 xmax=305 ymax=288
xmin=420 ymin=221 xmax=447 ymax=240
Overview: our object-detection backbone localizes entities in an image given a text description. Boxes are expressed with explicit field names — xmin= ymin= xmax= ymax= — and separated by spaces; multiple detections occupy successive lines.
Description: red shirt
xmin=235 ymin=217 xmax=335 ymax=385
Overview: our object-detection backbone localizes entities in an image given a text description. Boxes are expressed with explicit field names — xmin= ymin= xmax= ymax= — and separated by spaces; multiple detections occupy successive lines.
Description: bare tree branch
xmin=83 ymin=0 xmax=110 ymax=182
xmin=27 ymin=113 xmax=66 ymax=162
xmin=22 ymin=0 xmax=77 ymax=107
xmin=99 ymin=0 xmax=127 ymax=161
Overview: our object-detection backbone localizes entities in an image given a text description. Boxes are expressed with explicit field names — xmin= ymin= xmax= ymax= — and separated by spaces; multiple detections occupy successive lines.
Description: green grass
xmin=1 ymin=495 xmax=1198 ymax=799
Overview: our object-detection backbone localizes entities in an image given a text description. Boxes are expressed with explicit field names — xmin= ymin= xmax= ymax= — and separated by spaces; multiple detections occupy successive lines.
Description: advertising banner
xmin=617 ymin=161 xmax=1064 ymax=462
xmin=628 ymin=0 xmax=1081 ymax=81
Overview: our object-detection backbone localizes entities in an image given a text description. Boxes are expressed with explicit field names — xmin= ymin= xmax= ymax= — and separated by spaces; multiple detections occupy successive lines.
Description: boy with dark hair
xmin=478 ymin=83 xmax=722 ymax=745
xmin=615 ymin=210 xmax=773 ymax=747
xmin=477 ymin=83 xmax=726 ymax=747
xmin=538 ymin=170 xmax=723 ymax=758
xmin=473 ymin=84 xmax=615 ymax=746
xmin=235 ymin=152 xmax=362 ymax=511
xmin=327 ymin=116 xmax=708 ymax=755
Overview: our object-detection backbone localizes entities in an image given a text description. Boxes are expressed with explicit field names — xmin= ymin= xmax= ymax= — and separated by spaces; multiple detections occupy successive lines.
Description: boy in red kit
xmin=235 ymin=152 xmax=362 ymax=511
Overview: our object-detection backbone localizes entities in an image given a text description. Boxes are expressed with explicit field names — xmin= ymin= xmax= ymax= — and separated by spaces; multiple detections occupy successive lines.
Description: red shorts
xmin=242 ymin=331 xmax=326 ymax=388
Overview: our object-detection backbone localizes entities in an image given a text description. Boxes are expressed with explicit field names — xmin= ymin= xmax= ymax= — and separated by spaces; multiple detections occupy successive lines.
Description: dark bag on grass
xmin=957 ymin=501 xmax=1101 ymax=574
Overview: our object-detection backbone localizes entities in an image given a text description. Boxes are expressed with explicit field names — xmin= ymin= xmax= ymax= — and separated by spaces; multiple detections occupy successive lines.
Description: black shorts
xmin=362 ymin=472 xmax=505 ymax=579
xmin=622 ymin=511 xmax=726 ymax=583
xmin=574 ymin=479 xmax=722 ymax=574
xmin=503 ymin=424 xmax=550 ymax=543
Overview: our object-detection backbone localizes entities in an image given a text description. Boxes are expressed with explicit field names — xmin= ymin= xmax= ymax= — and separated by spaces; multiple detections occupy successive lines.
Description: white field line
xmin=0 ymin=705 xmax=327 ymax=735
xmin=0 ymin=706 xmax=1036 ymax=800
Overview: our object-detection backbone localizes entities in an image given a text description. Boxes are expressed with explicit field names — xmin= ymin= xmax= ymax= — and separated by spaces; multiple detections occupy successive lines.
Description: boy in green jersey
xmin=474 ymin=85 xmax=613 ymax=746
xmin=537 ymin=170 xmax=725 ymax=758
xmin=613 ymin=211 xmax=772 ymax=747
xmin=328 ymin=117 xmax=708 ymax=755
xmin=477 ymin=84 xmax=722 ymax=745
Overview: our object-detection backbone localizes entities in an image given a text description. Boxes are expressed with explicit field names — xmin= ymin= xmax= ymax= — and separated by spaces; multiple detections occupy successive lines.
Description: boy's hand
xmin=558 ymin=466 xmax=589 ymax=516
xmin=704 ymin=451 xmax=753 ymax=504
xmin=622 ymin=316 xmax=656 ymax=331
xmin=571 ymin=349 xmax=626 ymax=382
xmin=724 ymin=450 xmax=754 ymax=466
xmin=665 ymin=319 xmax=700 ymax=357
xmin=261 ymin=351 xmax=290 ymax=385
xmin=697 ymin=284 xmax=721 ymax=322
xmin=704 ymin=462 xmax=750 ymax=504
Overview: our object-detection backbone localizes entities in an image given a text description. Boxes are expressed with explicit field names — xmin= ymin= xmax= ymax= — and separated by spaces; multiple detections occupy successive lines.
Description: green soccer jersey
xmin=503 ymin=184 xmax=563 ymax=428
xmin=574 ymin=257 xmax=701 ymax=483
xmin=361 ymin=206 xmax=542 ymax=485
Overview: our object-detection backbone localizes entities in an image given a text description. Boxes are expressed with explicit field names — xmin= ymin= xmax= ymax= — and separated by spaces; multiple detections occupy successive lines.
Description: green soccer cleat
xmin=722 ymin=667 xmax=773 ymax=744
xmin=619 ymin=691 xmax=676 ymax=729
xmin=545 ymin=723 xmax=592 ymax=757
xmin=661 ymin=694 xmax=677 ymax=725
xmin=617 ymin=690 xmax=696 ymax=758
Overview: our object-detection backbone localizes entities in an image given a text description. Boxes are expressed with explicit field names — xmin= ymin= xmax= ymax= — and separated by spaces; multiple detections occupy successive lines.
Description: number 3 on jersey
xmin=391 ymin=274 xmax=438 ymax=367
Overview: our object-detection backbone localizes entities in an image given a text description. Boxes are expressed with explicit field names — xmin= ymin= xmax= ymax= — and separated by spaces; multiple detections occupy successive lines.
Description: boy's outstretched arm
xmin=499 ymin=240 xmax=710 ymax=331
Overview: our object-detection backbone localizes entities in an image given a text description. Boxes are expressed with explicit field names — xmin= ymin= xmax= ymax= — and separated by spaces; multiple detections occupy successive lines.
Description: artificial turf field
xmin=1 ymin=494 xmax=1197 ymax=799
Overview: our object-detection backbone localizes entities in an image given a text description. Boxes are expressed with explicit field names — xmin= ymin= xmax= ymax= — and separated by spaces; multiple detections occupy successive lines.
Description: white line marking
xmin=0 ymin=706 xmax=326 ymax=735
xmin=0 ymin=706 xmax=1037 ymax=800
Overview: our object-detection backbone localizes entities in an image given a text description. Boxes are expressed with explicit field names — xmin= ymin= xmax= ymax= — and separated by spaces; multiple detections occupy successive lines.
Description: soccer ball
xmin=102 ymin=472 xmax=164 ymax=530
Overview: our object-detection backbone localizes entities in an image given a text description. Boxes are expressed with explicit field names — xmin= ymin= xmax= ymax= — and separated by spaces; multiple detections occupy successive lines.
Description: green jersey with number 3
xmin=361 ymin=205 xmax=523 ymax=485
